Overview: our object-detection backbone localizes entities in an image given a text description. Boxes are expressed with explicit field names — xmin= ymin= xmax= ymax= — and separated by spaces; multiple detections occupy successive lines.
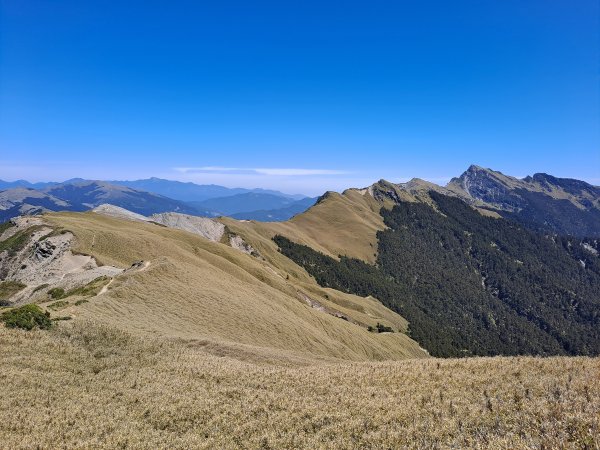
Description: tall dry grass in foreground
xmin=1 ymin=322 xmax=598 ymax=449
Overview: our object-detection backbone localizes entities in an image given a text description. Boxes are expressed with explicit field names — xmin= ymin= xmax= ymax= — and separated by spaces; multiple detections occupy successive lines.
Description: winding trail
xmin=98 ymin=278 xmax=114 ymax=295
xmin=97 ymin=261 xmax=151 ymax=296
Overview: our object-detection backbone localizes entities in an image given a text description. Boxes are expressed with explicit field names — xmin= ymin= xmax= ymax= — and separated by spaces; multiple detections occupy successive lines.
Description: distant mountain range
xmin=0 ymin=181 xmax=197 ymax=222
xmin=1 ymin=168 xmax=598 ymax=234
xmin=0 ymin=178 xmax=314 ymax=222
xmin=230 ymin=196 xmax=318 ymax=221
xmin=0 ymin=177 xmax=306 ymax=202
xmin=189 ymin=193 xmax=317 ymax=218
xmin=106 ymin=177 xmax=306 ymax=202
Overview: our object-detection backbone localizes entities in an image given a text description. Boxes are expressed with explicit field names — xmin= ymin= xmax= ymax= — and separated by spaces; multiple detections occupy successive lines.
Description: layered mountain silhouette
xmin=0 ymin=180 xmax=197 ymax=222
xmin=189 ymin=193 xmax=317 ymax=218
xmin=0 ymin=178 xmax=314 ymax=222
xmin=1 ymin=167 xmax=598 ymax=233
xmin=108 ymin=177 xmax=306 ymax=202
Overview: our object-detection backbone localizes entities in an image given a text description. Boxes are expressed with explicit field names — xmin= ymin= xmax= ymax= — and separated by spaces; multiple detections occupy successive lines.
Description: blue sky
xmin=1 ymin=0 xmax=598 ymax=195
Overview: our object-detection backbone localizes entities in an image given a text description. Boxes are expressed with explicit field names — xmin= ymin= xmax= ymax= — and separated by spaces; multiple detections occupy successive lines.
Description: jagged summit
xmin=334 ymin=165 xmax=600 ymax=238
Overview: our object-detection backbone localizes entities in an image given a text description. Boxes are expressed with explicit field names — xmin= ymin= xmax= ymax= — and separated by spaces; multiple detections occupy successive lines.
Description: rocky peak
xmin=446 ymin=166 xmax=524 ymax=211
xmin=367 ymin=179 xmax=403 ymax=204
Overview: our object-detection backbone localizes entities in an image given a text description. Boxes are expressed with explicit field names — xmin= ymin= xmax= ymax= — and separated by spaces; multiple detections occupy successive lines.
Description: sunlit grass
xmin=0 ymin=321 xmax=597 ymax=449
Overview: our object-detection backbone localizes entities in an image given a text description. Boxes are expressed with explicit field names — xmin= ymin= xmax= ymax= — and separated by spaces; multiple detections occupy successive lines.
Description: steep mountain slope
xmin=223 ymin=188 xmax=388 ymax=264
xmin=274 ymin=192 xmax=600 ymax=357
xmin=228 ymin=166 xmax=599 ymax=276
xmin=0 ymin=211 xmax=426 ymax=360
xmin=447 ymin=165 xmax=600 ymax=236
xmin=223 ymin=178 xmax=464 ymax=265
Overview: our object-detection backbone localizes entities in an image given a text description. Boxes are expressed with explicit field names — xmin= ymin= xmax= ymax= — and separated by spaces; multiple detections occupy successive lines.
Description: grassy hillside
xmin=224 ymin=188 xmax=386 ymax=264
xmin=41 ymin=212 xmax=426 ymax=361
xmin=275 ymin=192 xmax=600 ymax=357
xmin=1 ymin=322 xmax=597 ymax=449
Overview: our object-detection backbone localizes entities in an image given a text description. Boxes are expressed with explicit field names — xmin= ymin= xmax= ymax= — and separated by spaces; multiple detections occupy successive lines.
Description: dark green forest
xmin=274 ymin=192 xmax=600 ymax=357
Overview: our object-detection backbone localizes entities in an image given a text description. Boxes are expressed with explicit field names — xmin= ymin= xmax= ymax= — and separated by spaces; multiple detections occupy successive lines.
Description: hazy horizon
xmin=1 ymin=163 xmax=599 ymax=197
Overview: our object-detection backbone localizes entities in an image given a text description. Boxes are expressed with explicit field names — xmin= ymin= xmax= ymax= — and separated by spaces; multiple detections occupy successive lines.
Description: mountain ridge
xmin=0 ymin=177 xmax=307 ymax=202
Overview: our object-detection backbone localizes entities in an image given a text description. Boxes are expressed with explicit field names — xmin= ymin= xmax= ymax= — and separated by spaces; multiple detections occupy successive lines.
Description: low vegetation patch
xmin=0 ymin=220 xmax=14 ymax=235
xmin=0 ymin=304 xmax=52 ymax=330
xmin=52 ymin=316 xmax=72 ymax=321
xmin=0 ymin=280 xmax=26 ymax=300
xmin=48 ymin=288 xmax=66 ymax=299
xmin=66 ymin=276 xmax=110 ymax=297
xmin=48 ymin=300 xmax=69 ymax=311
xmin=74 ymin=299 xmax=89 ymax=306
xmin=368 ymin=322 xmax=394 ymax=333
xmin=47 ymin=277 xmax=110 ymax=301
xmin=0 ymin=225 xmax=45 ymax=257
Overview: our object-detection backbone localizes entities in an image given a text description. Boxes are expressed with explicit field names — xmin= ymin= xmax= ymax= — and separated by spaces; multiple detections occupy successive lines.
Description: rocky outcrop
xmin=229 ymin=234 xmax=259 ymax=256
xmin=446 ymin=165 xmax=600 ymax=236
xmin=150 ymin=212 xmax=226 ymax=242
xmin=0 ymin=216 xmax=122 ymax=305
xmin=93 ymin=204 xmax=150 ymax=222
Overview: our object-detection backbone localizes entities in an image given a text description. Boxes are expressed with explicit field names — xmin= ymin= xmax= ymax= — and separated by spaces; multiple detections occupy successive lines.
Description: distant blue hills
xmin=0 ymin=178 xmax=316 ymax=222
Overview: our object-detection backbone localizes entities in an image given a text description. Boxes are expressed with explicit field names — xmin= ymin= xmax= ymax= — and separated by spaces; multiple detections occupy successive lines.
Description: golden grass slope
xmin=223 ymin=188 xmax=386 ymax=264
xmin=1 ymin=322 xmax=598 ymax=449
xmin=43 ymin=211 xmax=425 ymax=361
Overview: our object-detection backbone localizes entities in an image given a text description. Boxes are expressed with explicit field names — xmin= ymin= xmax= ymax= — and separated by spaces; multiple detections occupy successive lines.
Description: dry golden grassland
xmin=0 ymin=321 xmax=598 ymax=449
xmin=5 ymin=211 xmax=592 ymax=449
xmin=224 ymin=189 xmax=386 ymax=263
xmin=44 ymin=212 xmax=425 ymax=361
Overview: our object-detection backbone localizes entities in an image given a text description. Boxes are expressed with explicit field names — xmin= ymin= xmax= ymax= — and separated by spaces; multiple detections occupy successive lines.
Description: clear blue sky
xmin=1 ymin=0 xmax=598 ymax=195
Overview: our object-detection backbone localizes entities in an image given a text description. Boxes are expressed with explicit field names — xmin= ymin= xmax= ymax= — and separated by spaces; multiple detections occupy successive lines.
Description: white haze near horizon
xmin=0 ymin=162 xmax=455 ymax=196
xmin=1 ymin=161 xmax=598 ymax=197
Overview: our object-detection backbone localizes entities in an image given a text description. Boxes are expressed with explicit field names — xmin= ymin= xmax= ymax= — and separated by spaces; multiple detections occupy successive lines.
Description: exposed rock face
xmin=447 ymin=165 xmax=526 ymax=212
xmin=0 ymin=217 xmax=122 ymax=305
xmin=150 ymin=212 xmax=226 ymax=242
xmin=349 ymin=178 xmax=455 ymax=209
xmin=93 ymin=204 xmax=150 ymax=222
xmin=343 ymin=166 xmax=600 ymax=237
xmin=33 ymin=239 xmax=57 ymax=261
xmin=369 ymin=180 xmax=403 ymax=204
xmin=229 ymin=234 xmax=259 ymax=256
xmin=91 ymin=206 xmax=260 ymax=256
xmin=447 ymin=166 xmax=600 ymax=237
